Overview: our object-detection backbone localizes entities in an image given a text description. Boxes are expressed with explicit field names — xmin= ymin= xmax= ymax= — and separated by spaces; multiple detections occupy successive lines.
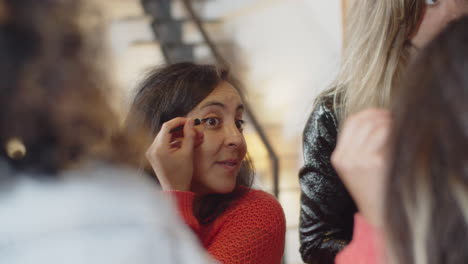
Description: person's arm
xmin=335 ymin=214 xmax=384 ymax=264
xmin=169 ymin=190 xmax=286 ymax=264
xmin=299 ymin=100 xmax=357 ymax=264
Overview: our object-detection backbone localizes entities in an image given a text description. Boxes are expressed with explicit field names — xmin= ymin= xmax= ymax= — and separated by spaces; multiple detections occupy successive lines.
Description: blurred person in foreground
xmin=0 ymin=0 xmax=214 ymax=263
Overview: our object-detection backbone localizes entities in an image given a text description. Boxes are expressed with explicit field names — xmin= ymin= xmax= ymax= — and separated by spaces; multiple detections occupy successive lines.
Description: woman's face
xmin=186 ymin=81 xmax=247 ymax=195
xmin=411 ymin=0 xmax=468 ymax=49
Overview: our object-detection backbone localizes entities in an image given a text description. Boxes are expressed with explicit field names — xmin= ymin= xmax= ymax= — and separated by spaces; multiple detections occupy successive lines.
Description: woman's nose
xmin=224 ymin=125 xmax=244 ymax=148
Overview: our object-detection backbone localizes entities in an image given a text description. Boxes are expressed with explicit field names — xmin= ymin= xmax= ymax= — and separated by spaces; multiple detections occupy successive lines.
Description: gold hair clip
xmin=6 ymin=137 xmax=26 ymax=160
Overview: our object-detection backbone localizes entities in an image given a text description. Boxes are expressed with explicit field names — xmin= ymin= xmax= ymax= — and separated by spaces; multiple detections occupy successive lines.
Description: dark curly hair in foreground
xmin=0 ymin=0 xmax=143 ymax=174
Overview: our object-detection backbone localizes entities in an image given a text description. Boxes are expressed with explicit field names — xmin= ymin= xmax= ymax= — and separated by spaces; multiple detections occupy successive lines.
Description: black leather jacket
xmin=299 ymin=98 xmax=357 ymax=264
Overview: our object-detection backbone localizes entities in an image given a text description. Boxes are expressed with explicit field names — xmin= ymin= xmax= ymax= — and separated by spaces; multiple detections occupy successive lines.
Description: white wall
xmin=203 ymin=0 xmax=342 ymax=138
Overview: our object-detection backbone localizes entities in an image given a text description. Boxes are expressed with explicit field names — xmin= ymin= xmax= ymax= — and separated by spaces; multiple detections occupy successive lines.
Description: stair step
xmin=96 ymin=0 xmax=145 ymax=20
xmin=129 ymin=41 xmax=222 ymax=64
xmin=120 ymin=16 xmax=222 ymax=25
xmin=115 ymin=15 xmax=223 ymax=45
xmin=109 ymin=19 xmax=155 ymax=54
xmin=113 ymin=43 xmax=165 ymax=91
xmin=171 ymin=0 xmax=216 ymax=20
xmin=141 ymin=0 xmax=219 ymax=24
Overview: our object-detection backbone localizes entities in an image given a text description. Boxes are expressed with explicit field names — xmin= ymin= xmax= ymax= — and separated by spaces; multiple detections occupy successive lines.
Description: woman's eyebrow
xmin=200 ymin=102 xmax=244 ymax=111
xmin=200 ymin=101 xmax=225 ymax=109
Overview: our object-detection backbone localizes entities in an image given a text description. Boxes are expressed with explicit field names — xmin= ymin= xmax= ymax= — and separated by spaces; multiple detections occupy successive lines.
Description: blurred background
xmin=94 ymin=1 xmax=346 ymax=263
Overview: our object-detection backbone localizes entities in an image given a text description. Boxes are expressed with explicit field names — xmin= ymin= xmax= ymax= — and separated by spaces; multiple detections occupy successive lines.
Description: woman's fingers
xmin=145 ymin=117 xmax=199 ymax=191
xmin=367 ymin=118 xmax=391 ymax=152
xmin=146 ymin=117 xmax=190 ymax=161
xmin=158 ymin=117 xmax=190 ymax=145
xmin=339 ymin=109 xmax=390 ymax=149
xmin=332 ymin=108 xmax=392 ymax=228
xmin=180 ymin=118 xmax=196 ymax=152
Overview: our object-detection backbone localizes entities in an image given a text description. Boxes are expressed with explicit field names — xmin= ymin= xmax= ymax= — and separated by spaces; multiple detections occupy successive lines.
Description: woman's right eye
xmin=202 ymin=117 xmax=222 ymax=129
xmin=425 ymin=0 xmax=439 ymax=5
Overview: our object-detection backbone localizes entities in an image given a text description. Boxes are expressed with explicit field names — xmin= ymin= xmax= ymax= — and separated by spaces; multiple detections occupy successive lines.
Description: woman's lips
xmin=216 ymin=160 xmax=240 ymax=171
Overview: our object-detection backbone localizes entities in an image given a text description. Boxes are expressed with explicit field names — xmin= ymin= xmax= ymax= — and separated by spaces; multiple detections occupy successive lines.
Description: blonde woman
xmin=299 ymin=1 xmax=468 ymax=263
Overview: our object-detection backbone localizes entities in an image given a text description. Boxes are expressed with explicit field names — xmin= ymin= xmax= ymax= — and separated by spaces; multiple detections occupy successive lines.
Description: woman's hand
xmin=331 ymin=109 xmax=392 ymax=228
xmin=146 ymin=118 xmax=203 ymax=191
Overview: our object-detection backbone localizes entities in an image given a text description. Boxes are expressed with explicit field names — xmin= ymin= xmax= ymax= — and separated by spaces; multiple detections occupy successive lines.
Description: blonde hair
xmin=320 ymin=0 xmax=424 ymax=124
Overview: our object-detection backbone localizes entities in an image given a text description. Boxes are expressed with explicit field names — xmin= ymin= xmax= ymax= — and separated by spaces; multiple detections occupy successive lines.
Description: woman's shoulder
xmin=310 ymin=95 xmax=337 ymax=120
xmin=315 ymin=95 xmax=335 ymax=111
xmin=242 ymin=188 xmax=280 ymax=204
xmin=229 ymin=188 xmax=285 ymax=221
xmin=304 ymin=95 xmax=339 ymax=137
xmin=0 ymin=163 xmax=169 ymax=230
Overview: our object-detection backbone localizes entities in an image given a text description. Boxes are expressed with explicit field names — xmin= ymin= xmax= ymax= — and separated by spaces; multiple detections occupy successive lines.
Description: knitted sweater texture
xmin=168 ymin=188 xmax=286 ymax=264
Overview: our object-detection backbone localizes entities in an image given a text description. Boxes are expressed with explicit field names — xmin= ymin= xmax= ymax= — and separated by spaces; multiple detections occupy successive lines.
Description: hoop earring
xmin=5 ymin=138 xmax=27 ymax=160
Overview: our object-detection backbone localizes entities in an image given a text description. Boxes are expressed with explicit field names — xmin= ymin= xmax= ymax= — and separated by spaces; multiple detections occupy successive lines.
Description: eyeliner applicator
xmin=169 ymin=118 xmax=202 ymax=133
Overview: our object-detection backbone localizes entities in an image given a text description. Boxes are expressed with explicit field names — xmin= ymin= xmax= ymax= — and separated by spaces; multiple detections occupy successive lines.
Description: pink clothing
xmin=335 ymin=214 xmax=385 ymax=264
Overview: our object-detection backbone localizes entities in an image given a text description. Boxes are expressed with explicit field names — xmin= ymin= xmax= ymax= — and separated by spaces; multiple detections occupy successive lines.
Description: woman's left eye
xmin=235 ymin=120 xmax=245 ymax=131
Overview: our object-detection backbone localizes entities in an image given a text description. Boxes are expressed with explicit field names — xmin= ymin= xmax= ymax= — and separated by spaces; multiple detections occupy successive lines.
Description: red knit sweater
xmin=167 ymin=187 xmax=286 ymax=264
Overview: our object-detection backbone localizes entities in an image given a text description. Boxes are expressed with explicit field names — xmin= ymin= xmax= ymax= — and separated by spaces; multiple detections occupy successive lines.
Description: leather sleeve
xmin=299 ymin=98 xmax=357 ymax=264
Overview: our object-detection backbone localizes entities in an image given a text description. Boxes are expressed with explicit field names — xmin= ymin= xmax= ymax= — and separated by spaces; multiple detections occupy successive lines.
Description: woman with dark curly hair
xmin=126 ymin=62 xmax=286 ymax=264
